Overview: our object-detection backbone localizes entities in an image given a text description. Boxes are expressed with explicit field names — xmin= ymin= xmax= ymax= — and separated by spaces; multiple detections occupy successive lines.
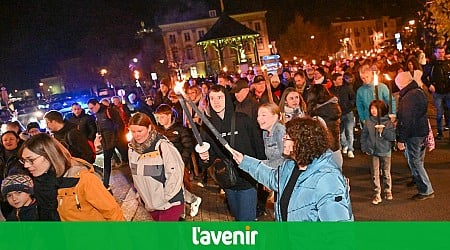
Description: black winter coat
xmin=329 ymin=84 xmax=356 ymax=115
xmin=396 ymin=81 xmax=429 ymax=142
xmin=33 ymin=169 xmax=60 ymax=221
xmin=67 ymin=111 xmax=97 ymax=141
xmin=52 ymin=122 xmax=95 ymax=163
xmin=158 ymin=122 xmax=193 ymax=165
xmin=95 ymin=104 xmax=123 ymax=150
xmin=310 ymin=96 xmax=342 ymax=151
xmin=5 ymin=199 xmax=39 ymax=221
xmin=422 ymin=59 xmax=450 ymax=94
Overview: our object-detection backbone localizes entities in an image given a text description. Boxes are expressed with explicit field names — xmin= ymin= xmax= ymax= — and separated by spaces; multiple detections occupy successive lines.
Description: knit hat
xmin=395 ymin=72 xmax=413 ymax=90
xmin=1 ymin=174 xmax=34 ymax=196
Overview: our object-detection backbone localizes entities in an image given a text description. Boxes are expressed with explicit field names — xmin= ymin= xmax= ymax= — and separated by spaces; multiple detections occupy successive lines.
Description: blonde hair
xmin=19 ymin=133 xmax=72 ymax=177
xmin=259 ymin=102 xmax=282 ymax=123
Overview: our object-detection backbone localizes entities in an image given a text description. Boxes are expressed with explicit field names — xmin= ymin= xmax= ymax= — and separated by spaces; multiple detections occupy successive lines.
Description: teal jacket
xmin=239 ymin=150 xmax=353 ymax=221
xmin=356 ymin=82 xmax=396 ymax=123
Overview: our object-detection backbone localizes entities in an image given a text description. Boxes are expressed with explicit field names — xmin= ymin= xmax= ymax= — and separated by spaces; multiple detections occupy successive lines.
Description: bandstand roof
xmin=196 ymin=14 xmax=259 ymax=44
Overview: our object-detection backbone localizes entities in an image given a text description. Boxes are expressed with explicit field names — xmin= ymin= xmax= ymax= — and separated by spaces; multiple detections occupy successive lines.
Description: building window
xmin=186 ymin=46 xmax=194 ymax=60
xmin=254 ymin=22 xmax=261 ymax=32
xmin=198 ymin=30 xmax=205 ymax=39
xmin=169 ymin=34 xmax=176 ymax=44
xmin=172 ymin=48 xmax=179 ymax=62
xmin=355 ymin=39 xmax=361 ymax=48
xmin=184 ymin=32 xmax=191 ymax=42
xmin=257 ymin=37 xmax=263 ymax=45
xmin=244 ymin=41 xmax=251 ymax=52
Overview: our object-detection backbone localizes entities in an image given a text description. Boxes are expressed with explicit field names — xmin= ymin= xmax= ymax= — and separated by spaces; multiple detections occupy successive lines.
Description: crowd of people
xmin=0 ymin=45 xmax=447 ymax=222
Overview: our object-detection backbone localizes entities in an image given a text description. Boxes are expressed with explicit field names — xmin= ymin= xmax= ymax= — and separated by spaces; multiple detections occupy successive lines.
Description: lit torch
xmin=373 ymin=71 xmax=384 ymax=136
xmin=173 ymin=81 xmax=210 ymax=154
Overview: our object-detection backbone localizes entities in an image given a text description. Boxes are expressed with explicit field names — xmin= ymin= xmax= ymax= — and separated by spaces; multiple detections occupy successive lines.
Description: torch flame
xmin=373 ymin=71 xmax=379 ymax=86
xmin=173 ymin=80 xmax=186 ymax=96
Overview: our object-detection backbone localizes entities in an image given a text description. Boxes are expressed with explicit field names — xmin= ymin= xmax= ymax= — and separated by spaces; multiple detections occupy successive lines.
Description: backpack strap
xmin=106 ymin=107 xmax=112 ymax=120
xmin=230 ymin=113 xmax=236 ymax=147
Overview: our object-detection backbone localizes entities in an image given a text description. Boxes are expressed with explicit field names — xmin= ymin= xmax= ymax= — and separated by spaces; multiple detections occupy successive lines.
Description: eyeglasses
xmin=19 ymin=156 xmax=42 ymax=165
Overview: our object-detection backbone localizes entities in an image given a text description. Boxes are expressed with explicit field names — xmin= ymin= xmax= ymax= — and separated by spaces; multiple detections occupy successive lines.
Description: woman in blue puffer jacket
xmin=231 ymin=117 xmax=353 ymax=221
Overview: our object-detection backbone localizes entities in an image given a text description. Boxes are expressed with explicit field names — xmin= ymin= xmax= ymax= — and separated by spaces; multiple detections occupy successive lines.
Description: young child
xmin=361 ymin=100 xmax=396 ymax=205
xmin=1 ymin=174 xmax=38 ymax=221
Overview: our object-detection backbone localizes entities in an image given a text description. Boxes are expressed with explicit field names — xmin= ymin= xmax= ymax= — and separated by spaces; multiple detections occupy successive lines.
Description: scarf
xmin=130 ymin=130 xmax=158 ymax=154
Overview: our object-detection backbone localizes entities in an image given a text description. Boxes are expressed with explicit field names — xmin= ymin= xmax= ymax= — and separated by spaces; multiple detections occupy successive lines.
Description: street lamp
xmin=134 ymin=70 xmax=140 ymax=81
xmin=100 ymin=68 xmax=108 ymax=77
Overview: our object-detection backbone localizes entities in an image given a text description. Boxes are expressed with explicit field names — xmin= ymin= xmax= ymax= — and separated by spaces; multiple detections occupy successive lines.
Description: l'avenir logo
xmin=192 ymin=225 xmax=259 ymax=246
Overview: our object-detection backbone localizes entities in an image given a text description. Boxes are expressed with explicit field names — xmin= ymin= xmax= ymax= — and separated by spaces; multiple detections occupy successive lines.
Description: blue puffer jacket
xmin=239 ymin=150 xmax=353 ymax=221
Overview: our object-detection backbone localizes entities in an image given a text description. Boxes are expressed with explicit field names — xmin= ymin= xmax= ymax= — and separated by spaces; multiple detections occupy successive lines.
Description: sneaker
xmin=412 ymin=193 xmax=435 ymax=201
xmin=190 ymin=197 xmax=202 ymax=217
xmin=347 ymin=151 xmax=355 ymax=159
xmin=385 ymin=192 xmax=393 ymax=200
xmin=372 ymin=195 xmax=382 ymax=205
xmin=342 ymin=146 xmax=348 ymax=154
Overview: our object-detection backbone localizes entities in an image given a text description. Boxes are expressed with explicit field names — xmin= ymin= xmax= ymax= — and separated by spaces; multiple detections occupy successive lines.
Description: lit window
xmin=254 ymin=22 xmax=261 ymax=32
xmin=257 ymin=37 xmax=263 ymax=45
xmin=169 ymin=34 xmax=176 ymax=44
xmin=184 ymin=32 xmax=191 ymax=42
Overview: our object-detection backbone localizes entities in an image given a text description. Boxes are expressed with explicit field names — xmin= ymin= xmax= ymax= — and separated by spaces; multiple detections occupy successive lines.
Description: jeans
xmin=102 ymin=148 xmax=114 ymax=187
xmin=432 ymin=92 xmax=450 ymax=134
xmin=370 ymin=156 xmax=392 ymax=196
xmin=405 ymin=137 xmax=434 ymax=195
xmin=224 ymin=187 xmax=257 ymax=221
xmin=340 ymin=111 xmax=355 ymax=152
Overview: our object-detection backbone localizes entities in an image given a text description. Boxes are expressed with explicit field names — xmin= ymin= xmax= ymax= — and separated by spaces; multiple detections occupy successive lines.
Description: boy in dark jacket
xmin=1 ymin=174 xmax=38 ymax=221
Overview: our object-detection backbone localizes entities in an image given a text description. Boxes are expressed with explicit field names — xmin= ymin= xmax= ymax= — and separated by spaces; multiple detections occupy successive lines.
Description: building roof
xmin=197 ymin=14 xmax=259 ymax=43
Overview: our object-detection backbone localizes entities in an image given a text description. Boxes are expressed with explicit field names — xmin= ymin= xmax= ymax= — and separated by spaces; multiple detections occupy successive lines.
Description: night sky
xmin=0 ymin=0 xmax=421 ymax=90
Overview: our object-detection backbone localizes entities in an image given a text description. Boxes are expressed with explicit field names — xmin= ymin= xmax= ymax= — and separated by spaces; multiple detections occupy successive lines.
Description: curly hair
xmin=285 ymin=117 xmax=330 ymax=166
